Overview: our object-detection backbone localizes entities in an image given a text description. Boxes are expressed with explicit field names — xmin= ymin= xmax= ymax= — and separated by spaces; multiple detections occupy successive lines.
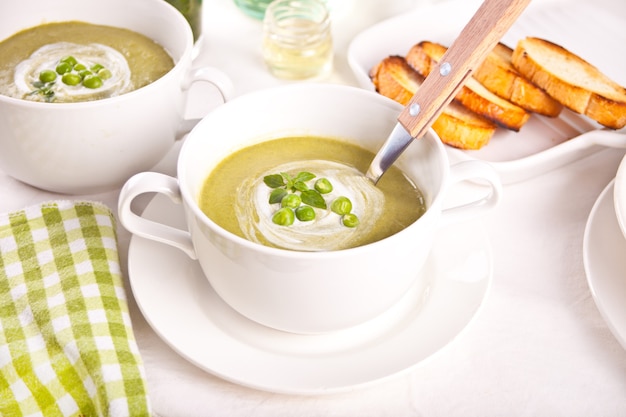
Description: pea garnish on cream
xmin=262 ymin=170 xmax=361 ymax=228
xmin=239 ymin=160 xmax=381 ymax=251
xmin=15 ymin=42 xmax=132 ymax=102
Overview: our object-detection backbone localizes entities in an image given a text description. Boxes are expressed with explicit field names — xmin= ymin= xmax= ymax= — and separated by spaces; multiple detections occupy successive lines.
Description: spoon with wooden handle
xmin=366 ymin=0 xmax=532 ymax=184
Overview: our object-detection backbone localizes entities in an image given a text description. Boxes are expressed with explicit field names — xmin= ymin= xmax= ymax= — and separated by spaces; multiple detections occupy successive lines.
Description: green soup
xmin=199 ymin=136 xmax=427 ymax=251
xmin=0 ymin=21 xmax=175 ymax=102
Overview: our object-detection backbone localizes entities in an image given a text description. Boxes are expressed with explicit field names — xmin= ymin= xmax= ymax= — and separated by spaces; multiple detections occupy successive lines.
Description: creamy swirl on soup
xmin=14 ymin=42 xmax=132 ymax=102
xmin=236 ymin=160 xmax=385 ymax=251
xmin=0 ymin=21 xmax=174 ymax=103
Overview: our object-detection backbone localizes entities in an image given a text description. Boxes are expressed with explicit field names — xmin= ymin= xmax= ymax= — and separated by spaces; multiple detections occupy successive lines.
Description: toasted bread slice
xmin=473 ymin=42 xmax=563 ymax=117
xmin=406 ymin=41 xmax=530 ymax=131
xmin=512 ymin=37 xmax=626 ymax=129
xmin=370 ymin=55 xmax=496 ymax=150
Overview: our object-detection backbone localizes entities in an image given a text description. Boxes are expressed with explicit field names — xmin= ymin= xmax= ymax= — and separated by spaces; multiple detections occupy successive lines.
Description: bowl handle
xmin=439 ymin=160 xmax=502 ymax=226
xmin=118 ymin=172 xmax=197 ymax=259
xmin=176 ymin=66 xmax=235 ymax=138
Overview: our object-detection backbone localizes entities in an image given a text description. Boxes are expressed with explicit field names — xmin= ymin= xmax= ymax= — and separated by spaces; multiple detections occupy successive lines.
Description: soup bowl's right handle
xmin=118 ymin=172 xmax=198 ymax=259
xmin=176 ymin=66 xmax=234 ymax=138
xmin=439 ymin=160 xmax=503 ymax=227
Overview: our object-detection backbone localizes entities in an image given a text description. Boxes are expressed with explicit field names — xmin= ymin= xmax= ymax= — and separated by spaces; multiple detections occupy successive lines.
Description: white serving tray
xmin=348 ymin=0 xmax=626 ymax=183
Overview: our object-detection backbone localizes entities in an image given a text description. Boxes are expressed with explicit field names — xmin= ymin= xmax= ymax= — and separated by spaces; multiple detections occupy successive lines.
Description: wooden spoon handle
xmin=398 ymin=0 xmax=531 ymax=138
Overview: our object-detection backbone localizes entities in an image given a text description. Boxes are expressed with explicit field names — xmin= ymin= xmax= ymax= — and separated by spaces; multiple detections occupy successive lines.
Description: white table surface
xmin=2 ymin=0 xmax=626 ymax=415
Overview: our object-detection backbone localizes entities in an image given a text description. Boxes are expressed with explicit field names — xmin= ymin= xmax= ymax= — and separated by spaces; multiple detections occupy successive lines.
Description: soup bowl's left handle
xmin=176 ymin=66 xmax=234 ymax=138
xmin=118 ymin=172 xmax=198 ymax=260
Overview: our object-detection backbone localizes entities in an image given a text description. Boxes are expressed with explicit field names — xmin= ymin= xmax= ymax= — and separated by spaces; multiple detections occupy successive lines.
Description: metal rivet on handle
xmin=440 ymin=62 xmax=452 ymax=76
xmin=409 ymin=103 xmax=421 ymax=117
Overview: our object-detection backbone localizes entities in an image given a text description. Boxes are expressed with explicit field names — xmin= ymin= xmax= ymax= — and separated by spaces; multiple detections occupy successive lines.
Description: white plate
xmin=583 ymin=180 xmax=626 ymax=350
xmin=127 ymin=194 xmax=493 ymax=394
xmin=614 ymin=155 xmax=626 ymax=241
xmin=347 ymin=0 xmax=626 ymax=184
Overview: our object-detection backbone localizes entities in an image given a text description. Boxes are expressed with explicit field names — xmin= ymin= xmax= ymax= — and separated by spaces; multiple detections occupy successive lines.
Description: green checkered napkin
xmin=0 ymin=201 xmax=151 ymax=417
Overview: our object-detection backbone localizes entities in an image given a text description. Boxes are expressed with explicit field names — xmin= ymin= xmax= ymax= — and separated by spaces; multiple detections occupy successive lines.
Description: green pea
xmin=342 ymin=213 xmax=359 ymax=228
xmin=78 ymin=70 xmax=93 ymax=79
xmin=97 ymin=68 xmax=112 ymax=80
xmin=59 ymin=55 xmax=77 ymax=67
xmin=91 ymin=63 xmax=104 ymax=72
xmin=331 ymin=196 xmax=352 ymax=215
xmin=272 ymin=207 xmax=295 ymax=226
xmin=73 ymin=63 xmax=87 ymax=71
xmin=314 ymin=178 xmax=333 ymax=194
xmin=38 ymin=70 xmax=57 ymax=83
xmin=295 ymin=206 xmax=315 ymax=222
xmin=55 ymin=62 xmax=73 ymax=75
xmin=82 ymin=75 xmax=103 ymax=89
xmin=281 ymin=193 xmax=301 ymax=209
xmin=61 ymin=73 xmax=82 ymax=86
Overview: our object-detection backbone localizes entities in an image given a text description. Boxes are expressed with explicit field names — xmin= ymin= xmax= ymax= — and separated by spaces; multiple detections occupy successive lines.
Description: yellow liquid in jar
xmin=262 ymin=17 xmax=333 ymax=80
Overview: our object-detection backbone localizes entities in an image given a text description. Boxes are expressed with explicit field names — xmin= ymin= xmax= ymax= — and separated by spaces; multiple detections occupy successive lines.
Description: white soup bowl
xmin=0 ymin=0 xmax=232 ymax=194
xmin=118 ymin=84 xmax=502 ymax=334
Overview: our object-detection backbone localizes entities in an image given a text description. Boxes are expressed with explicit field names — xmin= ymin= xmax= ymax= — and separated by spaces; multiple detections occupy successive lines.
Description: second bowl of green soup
xmin=0 ymin=0 xmax=232 ymax=194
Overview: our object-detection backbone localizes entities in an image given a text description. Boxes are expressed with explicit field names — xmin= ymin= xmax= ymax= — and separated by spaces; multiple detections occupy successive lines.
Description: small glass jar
xmin=262 ymin=0 xmax=333 ymax=80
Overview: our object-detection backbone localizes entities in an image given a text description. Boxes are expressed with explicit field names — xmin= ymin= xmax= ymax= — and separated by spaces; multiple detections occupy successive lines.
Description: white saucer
xmin=583 ymin=180 xmax=626 ymax=350
xmin=613 ymin=155 xmax=626 ymax=241
xmin=127 ymin=194 xmax=493 ymax=394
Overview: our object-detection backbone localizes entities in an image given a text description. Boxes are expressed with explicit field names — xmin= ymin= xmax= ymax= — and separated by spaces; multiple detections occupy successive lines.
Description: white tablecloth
xmin=2 ymin=0 xmax=625 ymax=415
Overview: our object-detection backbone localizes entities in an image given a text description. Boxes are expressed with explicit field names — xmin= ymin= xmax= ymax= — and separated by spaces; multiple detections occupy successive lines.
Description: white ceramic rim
xmin=584 ymin=179 xmax=626 ymax=350
xmin=613 ymin=154 xmax=626 ymax=240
